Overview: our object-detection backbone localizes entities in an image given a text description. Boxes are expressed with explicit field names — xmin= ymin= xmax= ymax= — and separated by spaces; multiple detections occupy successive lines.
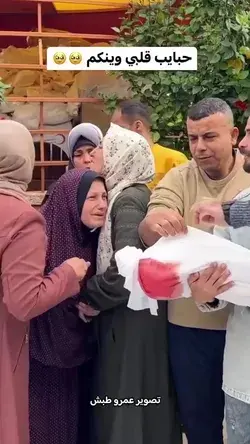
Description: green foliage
xmin=0 ymin=78 xmax=10 ymax=103
xmin=104 ymin=0 xmax=250 ymax=143
xmin=100 ymin=92 xmax=119 ymax=115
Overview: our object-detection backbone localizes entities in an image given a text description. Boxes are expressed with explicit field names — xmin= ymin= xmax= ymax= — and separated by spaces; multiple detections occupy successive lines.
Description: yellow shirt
xmin=148 ymin=143 xmax=188 ymax=190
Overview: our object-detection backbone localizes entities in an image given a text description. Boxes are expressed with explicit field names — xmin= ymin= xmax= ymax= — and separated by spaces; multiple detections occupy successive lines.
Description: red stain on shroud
xmin=138 ymin=258 xmax=183 ymax=300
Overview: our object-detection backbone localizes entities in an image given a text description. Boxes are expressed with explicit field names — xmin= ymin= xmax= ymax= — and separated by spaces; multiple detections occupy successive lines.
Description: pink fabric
xmin=0 ymin=194 xmax=80 ymax=444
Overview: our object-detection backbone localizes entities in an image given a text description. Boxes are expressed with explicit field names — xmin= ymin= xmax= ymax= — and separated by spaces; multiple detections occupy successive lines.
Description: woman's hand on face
xmin=77 ymin=302 xmax=100 ymax=320
xmin=188 ymin=263 xmax=234 ymax=304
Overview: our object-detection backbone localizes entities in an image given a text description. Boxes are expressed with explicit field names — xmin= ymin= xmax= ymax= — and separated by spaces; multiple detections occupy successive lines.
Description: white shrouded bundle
xmin=115 ymin=227 xmax=250 ymax=316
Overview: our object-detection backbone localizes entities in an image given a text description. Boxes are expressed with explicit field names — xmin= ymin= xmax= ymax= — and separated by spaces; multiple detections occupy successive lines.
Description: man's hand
xmin=188 ymin=263 xmax=234 ymax=304
xmin=139 ymin=208 xmax=187 ymax=246
xmin=192 ymin=201 xmax=227 ymax=227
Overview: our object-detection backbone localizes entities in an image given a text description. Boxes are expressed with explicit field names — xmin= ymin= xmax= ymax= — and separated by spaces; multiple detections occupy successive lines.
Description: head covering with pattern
xmin=97 ymin=123 xmax=155 ymax=274
xmin=0 ymin=120 xmax=35 ymax=202
xmin=30 ymin=168 xmax=105 ymax=368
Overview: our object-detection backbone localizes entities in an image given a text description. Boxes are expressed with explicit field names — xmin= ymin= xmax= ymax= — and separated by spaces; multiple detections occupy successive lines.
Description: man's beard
xmin=243 ymin=156 xmax=250 ymax=173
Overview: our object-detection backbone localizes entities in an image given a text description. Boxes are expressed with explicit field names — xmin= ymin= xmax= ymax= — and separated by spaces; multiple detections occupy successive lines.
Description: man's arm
xmin=227 ymin=200 xmax=250 ymax=229
xmin=217 ymin=200 xmax=250 ymax=249
xmin=138 ymin=168 xmax=185 ymax=247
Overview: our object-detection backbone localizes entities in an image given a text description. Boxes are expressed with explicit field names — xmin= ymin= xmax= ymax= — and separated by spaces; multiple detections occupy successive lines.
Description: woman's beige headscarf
xmin=0 ymin=120 xmax=35 ymax=202
xmin=97 ymin=123 xmax=155 ymax=274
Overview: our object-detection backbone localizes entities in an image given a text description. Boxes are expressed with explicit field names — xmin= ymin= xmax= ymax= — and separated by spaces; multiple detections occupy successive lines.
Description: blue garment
xmin=168 ymin=322 xmax=225 ymax=444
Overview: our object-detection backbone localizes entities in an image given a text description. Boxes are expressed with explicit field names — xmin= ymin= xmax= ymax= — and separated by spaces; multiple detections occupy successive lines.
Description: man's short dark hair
xmin=117 ymin=99 xmax=151 ymax=128
xmin=187 ymin=97 xmax=234 ymax=124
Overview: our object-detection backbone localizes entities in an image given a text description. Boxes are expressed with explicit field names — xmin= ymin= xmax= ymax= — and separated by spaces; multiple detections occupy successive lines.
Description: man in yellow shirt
xmin=111 ymin=100 xmax=188 ymax=189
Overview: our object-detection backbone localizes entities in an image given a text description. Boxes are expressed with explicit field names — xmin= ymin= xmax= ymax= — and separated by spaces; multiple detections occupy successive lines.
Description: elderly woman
xmin=42 ymin=122 xmax=103 ymax=205
xmin=29 ymin=169 xmax=108 ymax=444
xmin=68 ymin=122 xmax=103 ymax=170
xmin=0 ymin=120 xmax=88 ymax=444
xmin=79 ymin=123 xmax=182 ymax=444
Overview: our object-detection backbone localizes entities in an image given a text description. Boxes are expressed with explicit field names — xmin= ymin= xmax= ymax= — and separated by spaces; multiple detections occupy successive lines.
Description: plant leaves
xmin=222 ymin=39 xmax=232 ymax=47
xmin=152 ymin=131 xmax=160 ymax=142
xmin=238 ymin=71 xmax=249 ymax=79
xmin=103 ymin=0 xmax=250 ymax=142
xmin=207 ymin=8 xmax=215 ymax=17
xmin=192 ymin=86 xmax=201 ymax=94
xmin=111 ymin=27 xmax=120 ymax=33
xmin=185 ymin=6 xmax=195 ymax=14
xmin=210 ymin=54 xmax=221 ymax=63
xmin=244 ymin=108 xmax=250 ymax=117
xmin=239 ymin=93 xmax=248 ymax=101
xmin=222 ymin=48 xmax=236 ymax=60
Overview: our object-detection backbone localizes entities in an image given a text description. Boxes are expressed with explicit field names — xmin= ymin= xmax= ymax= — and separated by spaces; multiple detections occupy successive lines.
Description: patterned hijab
xmin=30 ymin=169 xmax=106 ymax=368
xmin=97 ymin=123 xmax=155 ymax=274
xmin=0 ymin=120 xmax=35 ymax=202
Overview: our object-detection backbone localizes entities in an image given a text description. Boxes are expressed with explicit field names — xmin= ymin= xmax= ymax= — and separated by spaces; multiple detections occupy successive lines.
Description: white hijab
xmin=97 ymin=123 xmax=155 ymax=274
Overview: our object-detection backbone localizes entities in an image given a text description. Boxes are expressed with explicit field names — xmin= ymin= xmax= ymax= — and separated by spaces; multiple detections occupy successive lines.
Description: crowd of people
xmin=0 ymin=97 xmax=250 ymax=444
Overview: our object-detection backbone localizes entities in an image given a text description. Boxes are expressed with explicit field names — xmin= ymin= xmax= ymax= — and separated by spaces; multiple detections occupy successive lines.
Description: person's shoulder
xmin=120 ymin=184 xmax=150 ymax=201
xmin=153 ymin=143 xmax=188 ymax=163
xmin=160 ymin=158 xmax=195 ymax=179
xmin=14 ymin=206 xmax=44 ymax=230
xmin=0 ymin=194 xmax=45 ymax=237
xmin=176 ymin=158 xmax=198 ymax=174
xmin=113 ymin=184 xmax=150 ymax=212
xmin=0 ymin=194 xmax=39 ymax=218
xmin=0 ymin=194 xmax=44 ymax=227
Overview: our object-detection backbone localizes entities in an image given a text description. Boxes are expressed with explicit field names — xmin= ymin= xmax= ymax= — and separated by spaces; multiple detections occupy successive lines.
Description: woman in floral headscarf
xmin=79 ymin=124 xmax=182 ymax=444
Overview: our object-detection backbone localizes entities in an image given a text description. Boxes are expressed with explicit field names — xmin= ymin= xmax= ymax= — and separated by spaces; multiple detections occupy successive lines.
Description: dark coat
xmin=81 ymin=184 xmax=182 ymax=444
